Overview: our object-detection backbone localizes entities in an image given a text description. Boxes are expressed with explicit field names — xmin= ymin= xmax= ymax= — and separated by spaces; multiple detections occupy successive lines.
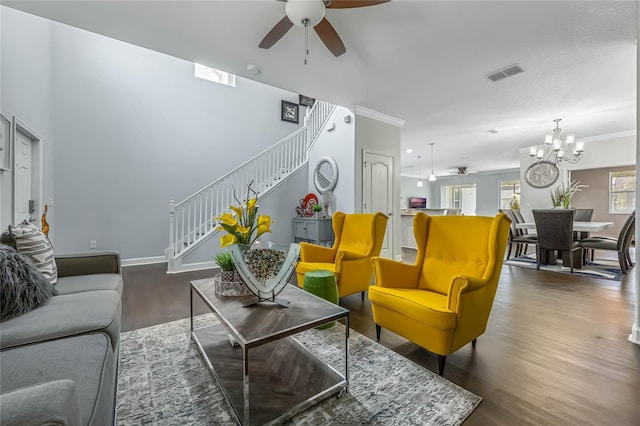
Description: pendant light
xmin=428 ymin=143 xmax=437 ymax=182
xmin=417 ymin=155 xmax=423 ymax=187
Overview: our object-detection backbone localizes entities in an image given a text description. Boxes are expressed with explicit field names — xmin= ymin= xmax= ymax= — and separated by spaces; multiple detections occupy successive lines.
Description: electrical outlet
xmin=90 ymin=240 xmax=97 ymax=249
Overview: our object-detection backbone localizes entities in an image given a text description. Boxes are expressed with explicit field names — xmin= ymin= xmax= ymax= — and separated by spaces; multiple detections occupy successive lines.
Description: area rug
xmin=505 ymin=253 xmax=625 ymax=281
xmin=116 ymin=315 xmax=481 ymax=425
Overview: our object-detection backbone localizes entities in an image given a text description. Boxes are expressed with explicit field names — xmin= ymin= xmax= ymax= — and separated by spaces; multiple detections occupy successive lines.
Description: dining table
xmin=515 ymin=221 xmax=614 ymax=268
xmin=515 ymin=221 xmax=614 ymax=233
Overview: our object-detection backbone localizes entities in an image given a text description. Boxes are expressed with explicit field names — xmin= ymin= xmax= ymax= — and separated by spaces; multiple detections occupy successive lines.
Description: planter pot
xmin=213 ymin=273 xmax=252 ymax=297
xmin=229 ymin=242 xmax=300 ymax=306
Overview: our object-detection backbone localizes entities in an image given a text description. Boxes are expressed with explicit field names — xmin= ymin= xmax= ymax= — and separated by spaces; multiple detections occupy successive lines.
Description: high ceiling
xmin=3 ymin=0 xmax=637 ymax=178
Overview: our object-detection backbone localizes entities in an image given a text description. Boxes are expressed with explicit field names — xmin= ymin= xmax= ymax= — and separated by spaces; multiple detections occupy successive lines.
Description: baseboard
xmin=629 ymin=323 xmax=640 ymax=345
xmin=121 ymin=256 xmax=167 ymax=267
xmin=166 ymin=261 xmax=218 ymax=274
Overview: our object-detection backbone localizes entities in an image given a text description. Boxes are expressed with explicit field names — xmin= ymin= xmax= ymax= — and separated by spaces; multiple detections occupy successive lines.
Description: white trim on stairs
xmin=121 ymin=256 xmax=167 ymax=267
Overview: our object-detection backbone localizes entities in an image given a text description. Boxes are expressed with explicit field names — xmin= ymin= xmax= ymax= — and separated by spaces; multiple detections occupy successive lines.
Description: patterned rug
xmin=505 ymin=253 xmax=625 ymax=281
xmin=117 ymin=315 xmax=481 ymax=425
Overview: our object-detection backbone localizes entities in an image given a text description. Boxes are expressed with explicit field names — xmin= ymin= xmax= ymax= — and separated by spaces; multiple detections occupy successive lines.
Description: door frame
xmin=362 ymin=148 xmax=397 ymax=259
xmin=12 ymin=116 xmax=43 ymax=225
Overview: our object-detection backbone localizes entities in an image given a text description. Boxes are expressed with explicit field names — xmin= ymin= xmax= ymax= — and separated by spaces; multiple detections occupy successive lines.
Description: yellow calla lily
xmin=216 ymin=213 xmax=237 ymax=226
xmin=236 ymin=226 xmax=250 ymax=236
xmin=256 ymin=224 xmax=272 ymax=237
xmin=219 ymin=234 xmax=237 ymax=248
xmin=257 ymin=215 xmax=272 ymax=226
xmin=216 ymin=184 xmax=275 ymax=246
xmin=229 ymin=205 xmax=243 ymax=218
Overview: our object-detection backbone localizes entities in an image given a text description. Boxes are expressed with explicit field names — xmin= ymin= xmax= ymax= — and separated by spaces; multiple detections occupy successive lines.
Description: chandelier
xmin=529 ymin=119 xmax=585 ymax=164
xmin=416 ymin=155 xmax=423 ymax=187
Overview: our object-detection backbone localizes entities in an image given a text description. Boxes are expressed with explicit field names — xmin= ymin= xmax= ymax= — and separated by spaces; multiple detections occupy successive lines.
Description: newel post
xmin=169 ymin=201 xmax=176 ymax=254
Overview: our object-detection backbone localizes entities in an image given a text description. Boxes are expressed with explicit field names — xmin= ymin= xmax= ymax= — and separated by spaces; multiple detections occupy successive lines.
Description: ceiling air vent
xmin=486 ymin=64 xmax=524 ymax=82
xmin=487 ymin=72 xmax=507 ymax=82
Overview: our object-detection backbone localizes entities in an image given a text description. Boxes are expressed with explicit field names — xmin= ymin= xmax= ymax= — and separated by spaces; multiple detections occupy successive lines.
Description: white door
xmin=363 ymin=151 xmax=393 ymax=258
xmin=14 ymin=131 xmax=33 ymax=224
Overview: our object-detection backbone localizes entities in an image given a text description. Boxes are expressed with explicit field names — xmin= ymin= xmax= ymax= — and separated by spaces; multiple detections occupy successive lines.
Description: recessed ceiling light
xmin=406 ymin=149 xmax=413 ymax=153
xmin=246 ymin=64 xmax=260 ymax=75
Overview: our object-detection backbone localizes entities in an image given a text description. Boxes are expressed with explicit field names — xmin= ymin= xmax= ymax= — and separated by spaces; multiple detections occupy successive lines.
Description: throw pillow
xmin=8 ymin=222 xmax=57 ymax=284
xmin=0 ymin=245 xmax=58 ymax=321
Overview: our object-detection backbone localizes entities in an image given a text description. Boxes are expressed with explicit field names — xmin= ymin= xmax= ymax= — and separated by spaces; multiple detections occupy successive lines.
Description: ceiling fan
xmin=259 ymin=0 xmax=390 ymax=58
xmin=448 ymin=167 xmax=477 ymax=176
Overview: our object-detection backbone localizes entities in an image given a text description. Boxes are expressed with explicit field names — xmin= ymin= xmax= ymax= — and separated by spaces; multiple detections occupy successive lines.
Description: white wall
xmin=354 ymin=113 xmax=402 ymax=259
xmin=519 ymin=133 xmax=635 ymax=219
xmin=400 ymin=176 xmax=430 ymax=209
xmin=307 ymin=106 xmax=355 ymax=214
xmin=1 ymin=7 xmax=303 ymax=259
xmin=0 ymin=8 xmax=55 ymax=233
xmin=427 ymin=170 xmax=521 ymax=217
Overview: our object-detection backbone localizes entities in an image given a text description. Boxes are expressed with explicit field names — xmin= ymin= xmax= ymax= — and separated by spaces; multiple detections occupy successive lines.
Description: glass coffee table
xmin=190 ymin=279 xmax=349 ymax=425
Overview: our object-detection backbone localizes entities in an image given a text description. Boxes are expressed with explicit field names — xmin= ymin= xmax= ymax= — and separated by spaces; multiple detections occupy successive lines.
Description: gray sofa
xmin=0 ymin=243 xmax=123 ymax=426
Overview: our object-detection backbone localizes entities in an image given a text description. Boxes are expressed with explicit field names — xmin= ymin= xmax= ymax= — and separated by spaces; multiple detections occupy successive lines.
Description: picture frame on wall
xmin=281 ymin=100 xmax=299 ymax=124
xmin=299 ymin=95 xmax=316 ymax=107
xmin=0 ymin=113 xmax=10 ymax=171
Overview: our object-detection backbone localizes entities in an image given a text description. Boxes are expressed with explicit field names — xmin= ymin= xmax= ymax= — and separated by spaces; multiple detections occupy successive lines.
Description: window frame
xmin=608 ymin=170 xmax=636 ymax=215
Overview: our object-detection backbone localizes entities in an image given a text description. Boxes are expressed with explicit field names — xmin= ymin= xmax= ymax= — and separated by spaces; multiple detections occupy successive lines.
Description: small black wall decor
xmin=299 ymin=95 xmax=316 ymax=107
xmin=281 ymin=100 xmax=299 ymax=124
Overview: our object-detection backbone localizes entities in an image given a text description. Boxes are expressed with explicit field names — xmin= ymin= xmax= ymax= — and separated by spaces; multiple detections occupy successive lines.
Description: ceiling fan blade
xmin=259 ymin=16 xmax=294 ymax=49
xmin=326 ymin=0 xmax=390 ymax=9
xmin=314 ymin=18 xmax=346 ymax=57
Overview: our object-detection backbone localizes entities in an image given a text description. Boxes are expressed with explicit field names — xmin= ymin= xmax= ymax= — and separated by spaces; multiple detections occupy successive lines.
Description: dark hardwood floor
xmin=122 ymin=251 xmax=640 ymax=425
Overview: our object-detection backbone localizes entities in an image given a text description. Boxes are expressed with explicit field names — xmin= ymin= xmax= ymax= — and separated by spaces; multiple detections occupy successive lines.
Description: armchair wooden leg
xmin=361 ymin=291 xmax=365 ymax=301
xmin=437 ymin=355 xmax=446 ymax=376
xmin=472 ymin=338 xmax=477 ymax=348
xmin=375 ymin=324 xmax=381 ymax=342
xmin=536 ymin=248 xmax=541 ymax=270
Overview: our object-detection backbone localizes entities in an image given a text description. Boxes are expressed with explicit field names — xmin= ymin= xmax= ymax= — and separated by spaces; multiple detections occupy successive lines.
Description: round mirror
xmin=313 ymin=156 xmax=339 ymax=193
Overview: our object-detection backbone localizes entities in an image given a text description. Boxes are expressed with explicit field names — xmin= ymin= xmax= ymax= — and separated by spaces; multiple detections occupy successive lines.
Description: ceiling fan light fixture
xmin=286 ymin=0 xmax=326 ymax=28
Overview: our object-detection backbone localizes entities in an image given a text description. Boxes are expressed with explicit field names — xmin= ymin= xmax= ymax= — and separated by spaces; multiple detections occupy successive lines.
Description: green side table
xmin=303 ymin=270 xmax=339 ymax=329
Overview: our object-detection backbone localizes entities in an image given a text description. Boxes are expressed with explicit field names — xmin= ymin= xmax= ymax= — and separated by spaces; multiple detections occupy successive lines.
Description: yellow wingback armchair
xmin=369 ymin=212 xmax=510 ymax=376
xmin=296 ymin=211 xmax=389 ymax=299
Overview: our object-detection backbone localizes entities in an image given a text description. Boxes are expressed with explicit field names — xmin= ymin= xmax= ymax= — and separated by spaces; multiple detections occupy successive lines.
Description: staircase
xmin=165 ymin=100 xmax=336 ymax=272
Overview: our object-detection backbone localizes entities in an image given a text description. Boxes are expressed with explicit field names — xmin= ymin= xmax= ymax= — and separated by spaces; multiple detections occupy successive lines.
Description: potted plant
xmin=313 ymin=203 xmax=323 ymax=218
xmin=550 ymin=180 xmax=587 ymax=209
xmin=509 ymin=197 xmax=520 ymax=210
xmin=214 ymin=251 xmax=235 ymax=282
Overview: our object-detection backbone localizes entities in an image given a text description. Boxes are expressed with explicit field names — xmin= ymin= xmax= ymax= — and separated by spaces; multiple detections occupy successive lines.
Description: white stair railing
xmin=167 ymin=100 xmax=335 ymax=267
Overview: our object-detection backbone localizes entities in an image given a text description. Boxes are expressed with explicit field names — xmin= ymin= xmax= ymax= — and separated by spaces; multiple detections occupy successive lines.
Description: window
xmin=609 ymin=170 xmax=636 ymax=214
xmin=442 ymin=184 xmax=476 ymax=215
xmin=194 ymin=63 xmax=236 ymax=87
xmin=499 ymin=180 xmax=521 ymax=209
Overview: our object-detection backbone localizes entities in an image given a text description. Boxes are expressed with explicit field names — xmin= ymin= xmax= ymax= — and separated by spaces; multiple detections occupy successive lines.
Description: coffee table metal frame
xmin=190 ymin=280 xmax=349 ymax=425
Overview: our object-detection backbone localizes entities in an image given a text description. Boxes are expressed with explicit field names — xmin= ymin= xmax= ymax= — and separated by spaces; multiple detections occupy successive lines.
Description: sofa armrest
xmin=0 ymin=380 xmax=82 ymax=426
xmin=55 ymin=251 xmax=121 ymax=277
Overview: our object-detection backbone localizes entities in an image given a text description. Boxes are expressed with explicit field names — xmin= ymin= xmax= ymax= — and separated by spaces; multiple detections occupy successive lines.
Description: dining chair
xmin=579 ymin=210 xmax=635 ymax=273
xmin=573 ymin=208 xmax=594 ymax=261
xmin=532 ymin=209 xmax=581 ymax=273
xmin=500 ymin=209 xmax=537 ymax=259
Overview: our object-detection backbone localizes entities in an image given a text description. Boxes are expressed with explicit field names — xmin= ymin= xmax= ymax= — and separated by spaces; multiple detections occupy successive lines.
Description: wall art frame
xmin=281 ymin=100 xmax=299 ymax=124
xmin=299 ymin=95 xmax=316 ymax=107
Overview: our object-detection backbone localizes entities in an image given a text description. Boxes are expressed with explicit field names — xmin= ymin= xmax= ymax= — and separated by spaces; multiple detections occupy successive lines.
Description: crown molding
xmin=349 ymin=106 xmax=405 ymax=127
